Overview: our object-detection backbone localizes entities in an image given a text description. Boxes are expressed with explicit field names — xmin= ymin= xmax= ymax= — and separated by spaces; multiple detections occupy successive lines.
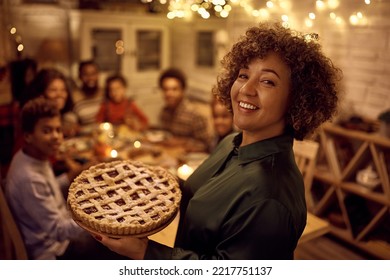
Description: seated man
xmin=5 ymin=97 xmax=126 ymax=260
xmin=158 ymin=68 xmax=210 ymax=152
xmin=71 ymin=60 xmax=104 ymax=133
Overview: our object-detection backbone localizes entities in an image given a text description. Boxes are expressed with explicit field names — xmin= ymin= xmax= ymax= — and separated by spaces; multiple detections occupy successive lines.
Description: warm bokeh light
xmin=154 ymin=0 xmax=375 ymax=28
xmin=110 ymin=149 xmax=118 ymax=158
xmin=214 ymin=5 xmax=223 ymax=12
xmin=327 ymin=0 xmax=340 ymax=9
xmin=17 ymin=44 xmax=24 ymax=52
xmin=279 ymin=0 xmax=292 ymax=10
xmin=224 ymin=4 xmax=232 ymax=12
xmin=305 ymin=18 xmax=314 ymax=28
xmin=191 ymin=4 xmax=199 ymax=11
xmin=116 ymin=47 xmax=124 ymax=55
xmin=133 ymin=140 xmax=141 ymax=149
xmin=349 ymin=14 xmax=359 ymax=25
xmin=115 ymin=40 xmax=124 ymax=55
xmin=335 ymin=16 xmax=344 ymax=25
xmin=101 ymin=122 xmax=112 ymax=131
xmin=220 ymin=10 xmax=229 ymax=18
xmin=266 ymin=1 xmax=274 ymax=9
xmin=316 ymin=0 xmax=325 ymax=10
xmin=177 ymin=164 xmax=194 ymax=181
xmin=349 ymin=12 xmax=366 ymax=25
xmin=115 ymin=40 xmax=124 ymax=47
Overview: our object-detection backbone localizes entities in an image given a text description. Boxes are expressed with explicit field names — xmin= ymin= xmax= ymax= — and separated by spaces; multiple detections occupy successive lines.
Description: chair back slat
xmin=293 ymin=140 xmax=319 ymax=212
xmin=0 ymin=185 xmax=28 ymax=259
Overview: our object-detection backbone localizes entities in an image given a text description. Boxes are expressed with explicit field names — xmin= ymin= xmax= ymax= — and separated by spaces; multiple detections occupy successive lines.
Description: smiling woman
xmin=215 ymin=22 xmax=342 ymax=141
xmin=89 ymin=21 xmax=342 ymax=260
xmin=11 ymin=67 xmax=78 ymax=151
xmin=230 ymin=55 xmax=292 ymax=145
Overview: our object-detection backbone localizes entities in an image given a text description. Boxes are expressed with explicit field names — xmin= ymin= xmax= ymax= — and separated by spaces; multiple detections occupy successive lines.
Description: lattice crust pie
xmin=67 ymin=160 xmax=181 ymax=237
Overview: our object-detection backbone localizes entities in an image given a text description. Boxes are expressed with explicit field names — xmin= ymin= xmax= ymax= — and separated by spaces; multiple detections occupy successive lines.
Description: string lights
xmin=8 ymin=26 xmax=24 ymax=57
xmin=6 ymin=0 xmax=376 ymax=55
xmin=142 ymin=0 xmax=373 ymax=28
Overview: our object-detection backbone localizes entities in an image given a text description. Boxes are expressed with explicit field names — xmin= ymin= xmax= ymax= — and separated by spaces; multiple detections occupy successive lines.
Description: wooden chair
xmin=293 ymin=139 xmax=330 ymax=244
xmin=0 ymin=185 xmax=28 ymax=259
xmin=293 ymin=139 xmax=319 ymax=212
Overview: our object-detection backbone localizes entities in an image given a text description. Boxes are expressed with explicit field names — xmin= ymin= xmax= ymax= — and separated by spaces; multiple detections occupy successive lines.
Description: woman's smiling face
xmin=230 ymin=53 xmax=291 ymax=145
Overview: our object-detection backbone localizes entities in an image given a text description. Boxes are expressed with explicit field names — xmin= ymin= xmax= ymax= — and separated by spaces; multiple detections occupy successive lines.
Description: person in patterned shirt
xmin=71 ymin=60 xmax=104 ymax=132
xmin=158 ymin=68 xmax=210 ymax=152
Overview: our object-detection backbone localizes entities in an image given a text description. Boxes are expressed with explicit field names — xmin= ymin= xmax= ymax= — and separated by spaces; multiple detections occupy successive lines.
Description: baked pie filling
xmin=67 ymin=160 xmax=181 ymax=236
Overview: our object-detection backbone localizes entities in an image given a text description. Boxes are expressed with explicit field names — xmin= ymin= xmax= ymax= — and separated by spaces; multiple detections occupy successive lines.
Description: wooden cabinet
xmin=311 ymin=122 xmax=390 ymax=259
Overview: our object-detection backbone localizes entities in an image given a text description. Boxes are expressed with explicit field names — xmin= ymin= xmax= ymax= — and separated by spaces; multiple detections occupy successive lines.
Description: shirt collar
xmin=20 ymin=149 xmax=51 ymax=168
xmin=231 ymin=132 xmax=294 ymax=164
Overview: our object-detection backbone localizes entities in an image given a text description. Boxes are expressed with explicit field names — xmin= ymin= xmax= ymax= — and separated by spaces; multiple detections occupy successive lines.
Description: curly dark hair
xmin=158 ymin=68 xmax=187 ymax=90
xmin=213 ymin=21 xmax=342 ymax=140
xmin=104 ymin=73 xmax=128 ymax=99
xmin=21 ymin=96 xmax=60 ymax=134
xmin=78 ymin=59 xmax=99 ymax=76
xmin=21 ymin=68 xmax=74 ymax=115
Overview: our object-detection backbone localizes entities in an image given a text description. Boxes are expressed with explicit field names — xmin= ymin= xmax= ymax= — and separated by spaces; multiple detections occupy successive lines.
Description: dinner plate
xmin=61 ymin=137 xmax=91 ymax=152
xmin=144 ymin=130 xmax=171 ymax=143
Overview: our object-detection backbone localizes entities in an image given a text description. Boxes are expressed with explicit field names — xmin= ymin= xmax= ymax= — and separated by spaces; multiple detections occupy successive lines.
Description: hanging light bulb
xmin=316 ymin=0 xmax=325 ymax=10
xmin=327 ymin=0 xmax=340 ymax=9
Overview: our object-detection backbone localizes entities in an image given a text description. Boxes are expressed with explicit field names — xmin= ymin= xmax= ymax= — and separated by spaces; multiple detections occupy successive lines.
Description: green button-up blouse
xmin=145 ymin=132 xmax=307 ymax=259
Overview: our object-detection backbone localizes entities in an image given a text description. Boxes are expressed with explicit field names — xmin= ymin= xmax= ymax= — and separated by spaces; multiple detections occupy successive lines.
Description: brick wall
xmin=2 ymin=1 xmax=390 ymax=122
xmin=321 ymin=18 xmax=390 ymax=121
xmin=226 ymin=1 xmax=390 ymax=123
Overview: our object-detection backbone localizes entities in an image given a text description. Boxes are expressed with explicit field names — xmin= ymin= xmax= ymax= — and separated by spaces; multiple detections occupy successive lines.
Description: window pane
xmin=136 ymin=30 xmax=161 ymax=71
xmin=92 ymin=29 xmax=122 ymax=72
xmin=197 ymin=31 xmax=214 ymax=67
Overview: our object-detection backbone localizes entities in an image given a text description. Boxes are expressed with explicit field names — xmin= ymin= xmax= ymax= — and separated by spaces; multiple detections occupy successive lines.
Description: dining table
xmin=61 ymin=122 xmax=208 ymax=178
xmin=61 ymin=122 xmax=329 ymax=248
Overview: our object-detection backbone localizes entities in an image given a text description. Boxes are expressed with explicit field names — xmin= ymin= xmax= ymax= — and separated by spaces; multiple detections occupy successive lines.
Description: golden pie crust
xmin=67 ymin=160 xmax=181 ymax=237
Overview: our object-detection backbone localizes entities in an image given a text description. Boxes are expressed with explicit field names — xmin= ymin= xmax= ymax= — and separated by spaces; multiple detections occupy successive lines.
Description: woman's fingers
xmin=93 ymin=233 xmax=148 ymax=259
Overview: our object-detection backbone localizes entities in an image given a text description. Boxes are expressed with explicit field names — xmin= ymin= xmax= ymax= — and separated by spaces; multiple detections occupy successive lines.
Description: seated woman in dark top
xmin=19 ymin=67 xmax=78 ymax=138
xmin=89 ymin=21 xmax=342 ymax=260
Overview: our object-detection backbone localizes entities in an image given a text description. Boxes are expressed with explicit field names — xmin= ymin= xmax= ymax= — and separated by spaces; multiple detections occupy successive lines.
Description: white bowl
xmin=356 ymin=170 xmax=381 ymax=189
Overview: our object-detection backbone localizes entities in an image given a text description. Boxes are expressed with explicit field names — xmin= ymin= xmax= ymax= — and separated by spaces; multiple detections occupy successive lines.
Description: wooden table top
xmin=299 ymin=213 xmax=330 ymax=244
